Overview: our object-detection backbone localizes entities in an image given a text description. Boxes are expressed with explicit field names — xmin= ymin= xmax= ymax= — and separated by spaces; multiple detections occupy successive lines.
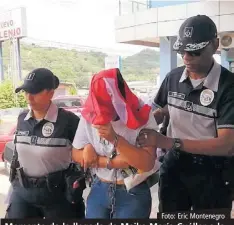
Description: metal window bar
xmin=118 ymin=0 xmax=149 ymax=16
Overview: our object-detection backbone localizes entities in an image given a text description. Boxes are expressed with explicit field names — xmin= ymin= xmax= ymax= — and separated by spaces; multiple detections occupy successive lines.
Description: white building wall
xmin=115 ymin=1 xmax=234 ymax=44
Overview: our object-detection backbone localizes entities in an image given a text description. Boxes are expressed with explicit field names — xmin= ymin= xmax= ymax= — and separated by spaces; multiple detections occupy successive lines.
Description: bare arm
xmin=181 ymin=129 xmax=234 ymax=156
xmin=93 ymin=121 xmax=157 ymax=172
xmin=97 ymin=155 xmax=129 ymax=169
xmin=116 ymin=135 xmax=156 ymax=172
xmin=179 ymin=83 xmax=234 ymax=156
xmin=72 ymin=144 xmax=129 ymax=169
xmin=143 ymin=129 xmax=234 ymax=156
xmin=72 ymin=117 xmax=130 ymax=169
xmin=142 ymin=83 xmax=234 ymax=156
xmin=72 ymin=148 xmax=83 ymax=164
xmin=72 ymin=138 xmax=156 ymax=171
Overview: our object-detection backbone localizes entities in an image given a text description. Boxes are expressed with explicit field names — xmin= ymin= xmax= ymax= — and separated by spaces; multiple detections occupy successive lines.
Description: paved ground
xmin=0 ymin=163 xmax=9 ymax=218
xmin=0 ymin=162 xmax=158 ymax=218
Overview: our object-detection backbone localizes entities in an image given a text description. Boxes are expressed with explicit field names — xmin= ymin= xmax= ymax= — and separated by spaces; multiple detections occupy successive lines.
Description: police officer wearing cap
xmin=138 ymin=15 xmax=234 ymax=211
xmin=5 ymin=68 xmax=85 ymax=218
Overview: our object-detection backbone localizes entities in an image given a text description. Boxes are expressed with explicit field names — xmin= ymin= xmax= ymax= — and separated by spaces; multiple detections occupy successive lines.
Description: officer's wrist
xmin=158 ymin=135 xmax=174 ymax=150
xmin=171 ymin=138 xmax=184 ymax=151
xmin=167 ymin=138 xmax=175 ymax=150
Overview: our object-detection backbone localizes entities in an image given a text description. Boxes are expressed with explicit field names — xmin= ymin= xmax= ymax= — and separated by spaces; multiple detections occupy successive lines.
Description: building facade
xmin=115 ymin=0 xmax=234 ymax=82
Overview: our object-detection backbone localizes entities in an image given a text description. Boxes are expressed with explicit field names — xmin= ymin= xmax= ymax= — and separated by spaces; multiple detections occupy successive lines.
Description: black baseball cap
xmin=173 ymin=15 xmax=217 ymax=52
xmin=15 ymin=68 xmax=60 ymax=94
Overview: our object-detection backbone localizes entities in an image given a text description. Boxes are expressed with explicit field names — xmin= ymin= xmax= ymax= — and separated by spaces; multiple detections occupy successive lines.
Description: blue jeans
xmin=86 ymin=177 xmax=152 ymax=219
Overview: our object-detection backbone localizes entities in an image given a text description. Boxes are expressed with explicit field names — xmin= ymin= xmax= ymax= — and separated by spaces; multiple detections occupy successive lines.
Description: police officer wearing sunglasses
xmin=138 ymin=15 xmax=234 ymax=212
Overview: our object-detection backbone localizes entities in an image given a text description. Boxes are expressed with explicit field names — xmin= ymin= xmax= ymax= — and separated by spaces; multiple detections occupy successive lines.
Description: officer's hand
xmin=83 ymin=144 xmax=98 ymax=171
xmin=93 ymin=123 xmax=117 ymax=143
xmin=153 ymin=109 xmax=164 ymax=124
xmin=137 ymin=129 xmax=158 ymax=148
xmin=153 ymin=106 xmax=169 ymax=124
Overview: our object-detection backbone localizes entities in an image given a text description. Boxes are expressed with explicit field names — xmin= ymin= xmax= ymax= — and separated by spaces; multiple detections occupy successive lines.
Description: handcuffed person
xmin=72 ymin=68 xmax=159 ymax=219
xmin=5 ymin=68 xmax=85 ymax=218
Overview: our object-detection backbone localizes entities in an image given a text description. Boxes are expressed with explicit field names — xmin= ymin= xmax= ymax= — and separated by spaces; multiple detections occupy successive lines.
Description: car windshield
xmin=53 ymin=98 xmax=82 ymax=107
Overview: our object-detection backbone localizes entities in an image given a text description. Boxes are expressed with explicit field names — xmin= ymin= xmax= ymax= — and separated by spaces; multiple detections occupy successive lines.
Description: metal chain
xmin=110 ymin=168 xmax=118 ymax=219
xmin=99 ymin=136 xmax=118 ymax=218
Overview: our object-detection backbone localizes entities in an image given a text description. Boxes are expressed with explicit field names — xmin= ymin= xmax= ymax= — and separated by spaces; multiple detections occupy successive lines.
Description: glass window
xmin=53 ymin=99 xmax=82 ymax=107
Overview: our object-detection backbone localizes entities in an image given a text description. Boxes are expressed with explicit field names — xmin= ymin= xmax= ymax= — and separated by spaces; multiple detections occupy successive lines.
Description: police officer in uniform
xmin=138 ymin=15 xmax=234 ymax=211
xmin=5 ymin=68 xmax=85 ymax=218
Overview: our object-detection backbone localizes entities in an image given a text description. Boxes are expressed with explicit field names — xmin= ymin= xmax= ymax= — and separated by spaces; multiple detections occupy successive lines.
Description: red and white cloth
xmin=82 ymin=68 xmax=151 ymax=129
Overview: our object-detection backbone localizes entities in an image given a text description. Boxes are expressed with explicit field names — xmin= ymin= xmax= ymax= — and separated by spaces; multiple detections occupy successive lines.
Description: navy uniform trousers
xmin=158 ymin=150 xmax=232 ymax=212
xmin=5 ymin=180 xmax=85 ymax=219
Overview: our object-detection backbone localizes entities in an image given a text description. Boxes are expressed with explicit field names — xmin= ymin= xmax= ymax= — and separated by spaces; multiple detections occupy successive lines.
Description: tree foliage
xmin=68 ymin=85 xmax=78 ymax=95
xmin=0 ymin=80 xmax=27 ymax=109
xmin=0 ymin=41 xmax=183 ymax=109
xmin=1 ymin=41 xmax=170 ymax=88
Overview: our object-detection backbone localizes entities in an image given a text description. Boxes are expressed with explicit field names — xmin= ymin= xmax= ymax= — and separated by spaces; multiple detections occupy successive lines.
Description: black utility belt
xmin=15 ymin=168 xmax=66 ymax=190
xmin=15 ymin=175 xmax=46 ymax=188
xmin=15 ymin=176 xmax=49 ymax=189
xmin=174 ymin=150 xmax=232 ymax=166
xmin=11 ymin=163 xmax=86 ymax=204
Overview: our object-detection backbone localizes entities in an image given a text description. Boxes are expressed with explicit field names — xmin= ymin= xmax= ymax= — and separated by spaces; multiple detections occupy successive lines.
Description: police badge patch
xmin=42 ymin=122 xmax=54 ymax=137
xmin=200 ymin=89 xmax=214 ymax=106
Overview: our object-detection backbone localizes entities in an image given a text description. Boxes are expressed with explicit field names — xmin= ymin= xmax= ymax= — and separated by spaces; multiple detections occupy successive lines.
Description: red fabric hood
xmin=81 ymin=68 xmax=151 ymax=129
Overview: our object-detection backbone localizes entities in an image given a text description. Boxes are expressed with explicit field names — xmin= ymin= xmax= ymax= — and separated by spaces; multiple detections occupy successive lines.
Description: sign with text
xmin=0 ymin=7 xmax=27 ymax=41
xmin=1 ymin=218 xmax=234 ymax=225
xmin=105 ymin=55 xmax=121 ymax=70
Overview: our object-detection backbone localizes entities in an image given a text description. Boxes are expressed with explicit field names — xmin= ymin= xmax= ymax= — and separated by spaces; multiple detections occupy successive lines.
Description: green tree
xmin=1 ymin=42 xmax=165 ymax=85
xmin=68 ymin=85 xmax=78 ymax=95
xmin=0 ymin=80 xmax=27 ymax=109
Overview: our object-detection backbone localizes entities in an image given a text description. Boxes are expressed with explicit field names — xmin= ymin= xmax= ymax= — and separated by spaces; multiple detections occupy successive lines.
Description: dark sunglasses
xmin=179 ymin=50 xmax=202 ymax=57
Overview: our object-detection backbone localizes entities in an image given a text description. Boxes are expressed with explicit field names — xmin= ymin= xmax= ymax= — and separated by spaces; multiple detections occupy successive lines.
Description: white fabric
xmin=190 ymin=77 xmax=205 ymax=88
xmin=73 ymin=111 xmax=159 ymax=190
xmin=124 ymin=160 xmax=160 ymax=191
xmin=103 ymin=78 xmax=146 ymax=126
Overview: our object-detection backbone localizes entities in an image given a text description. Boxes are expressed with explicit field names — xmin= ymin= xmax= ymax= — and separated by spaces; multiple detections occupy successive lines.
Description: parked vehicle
xmin=0 ymin=108 xmax=22 ymax=124
xmin=52 ymin=95 xmax=85 ymax=117
xmin=0 ymin=123 xmax=16 ymax=162
xmin=3 ymin=141 xmax=14 ymax=174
